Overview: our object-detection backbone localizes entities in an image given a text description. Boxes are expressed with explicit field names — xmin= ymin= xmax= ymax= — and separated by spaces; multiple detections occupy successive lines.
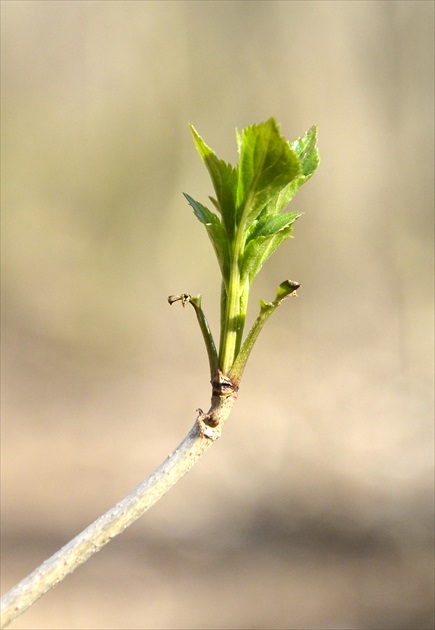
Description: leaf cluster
xmin=184 ymin=118 xmax=319 ymax=291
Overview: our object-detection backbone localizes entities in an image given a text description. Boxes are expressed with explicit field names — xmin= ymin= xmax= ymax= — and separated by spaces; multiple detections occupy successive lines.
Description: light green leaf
xmin=184 ymin=193 xmax=230 ymax=283
xmin=189 ymin=125 xmax=238 ymax=239
xmin=262 ymin=126 xmax=319 ymax=216
xmin=241 ymin=223 xmax=296 ymax=285
xmin=236 ymin=118 xmax=301 ymax=227
xmin=241 ymin=210 xmax=302 ymax=283
xmin=290 ymin=124 xmax=319 ymax=181
xmin=183 ymin=193 xmax=218 ymax=225
xmin=247 ymin=210 xmax=302 ymax=240
xmin=278 ymin=125 xmax=320 ymax=204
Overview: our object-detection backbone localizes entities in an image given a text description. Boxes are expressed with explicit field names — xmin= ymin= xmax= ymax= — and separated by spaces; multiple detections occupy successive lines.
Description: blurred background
xmin=1 ymin=1 xmax=433 ymax=629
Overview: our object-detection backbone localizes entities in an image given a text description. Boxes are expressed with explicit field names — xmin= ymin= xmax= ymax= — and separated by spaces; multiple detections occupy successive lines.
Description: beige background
xmin=1 ymin=1 xmax=434 ymax=629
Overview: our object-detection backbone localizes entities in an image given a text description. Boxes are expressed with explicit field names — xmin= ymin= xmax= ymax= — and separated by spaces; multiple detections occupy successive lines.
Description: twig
xmin=0 ymin=382 xmax=238 ymax=629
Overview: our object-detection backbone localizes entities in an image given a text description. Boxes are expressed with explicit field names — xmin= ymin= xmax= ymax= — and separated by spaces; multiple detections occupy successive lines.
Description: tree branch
xmin=0 ymin=382 xmax=238 ymax=628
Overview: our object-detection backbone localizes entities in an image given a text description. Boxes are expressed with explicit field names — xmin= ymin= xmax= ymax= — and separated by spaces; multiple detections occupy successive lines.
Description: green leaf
xmin=184 ymin=193 xmax=230 ymax=283
xmin=236 ymin=118 xmax=301 ymax=227
xmin=260 ymin=126 xmax=319 ymax=217
xmin=183 ymin=193 xmax=218 ymax=225
xmin=189 ymin=125 xmax=238 ymax=239
xmin=279 ymin=125 xmax=320 ymax=204
xmin=241 ymin=223 xmax=296 ymax=285
xmin=290 ymin=124 xmax=319 ymax=181
xmin=241 ymin=210 xmax=302 ymax=284
xmin=247 ymin=210 xmax=302 ymax=240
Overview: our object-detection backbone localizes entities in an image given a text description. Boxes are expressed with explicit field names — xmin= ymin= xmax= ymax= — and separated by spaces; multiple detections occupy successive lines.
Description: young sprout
xmin=181 ymin=118 xmax=319 ymax=386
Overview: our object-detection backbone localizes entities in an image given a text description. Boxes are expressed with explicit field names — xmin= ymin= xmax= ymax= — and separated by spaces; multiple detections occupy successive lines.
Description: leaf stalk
xmin=168 ymin=294 xmax=219 ymax=379
xmin=229 ymin=280 xmax=300 ymax=385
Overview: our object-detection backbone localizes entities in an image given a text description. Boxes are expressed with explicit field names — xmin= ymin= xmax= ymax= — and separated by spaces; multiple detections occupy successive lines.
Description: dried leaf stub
xmin=275 ymin=280 xmax=301 ymax=302
xmin=168 ymin=294 xmax=190 ymax=307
